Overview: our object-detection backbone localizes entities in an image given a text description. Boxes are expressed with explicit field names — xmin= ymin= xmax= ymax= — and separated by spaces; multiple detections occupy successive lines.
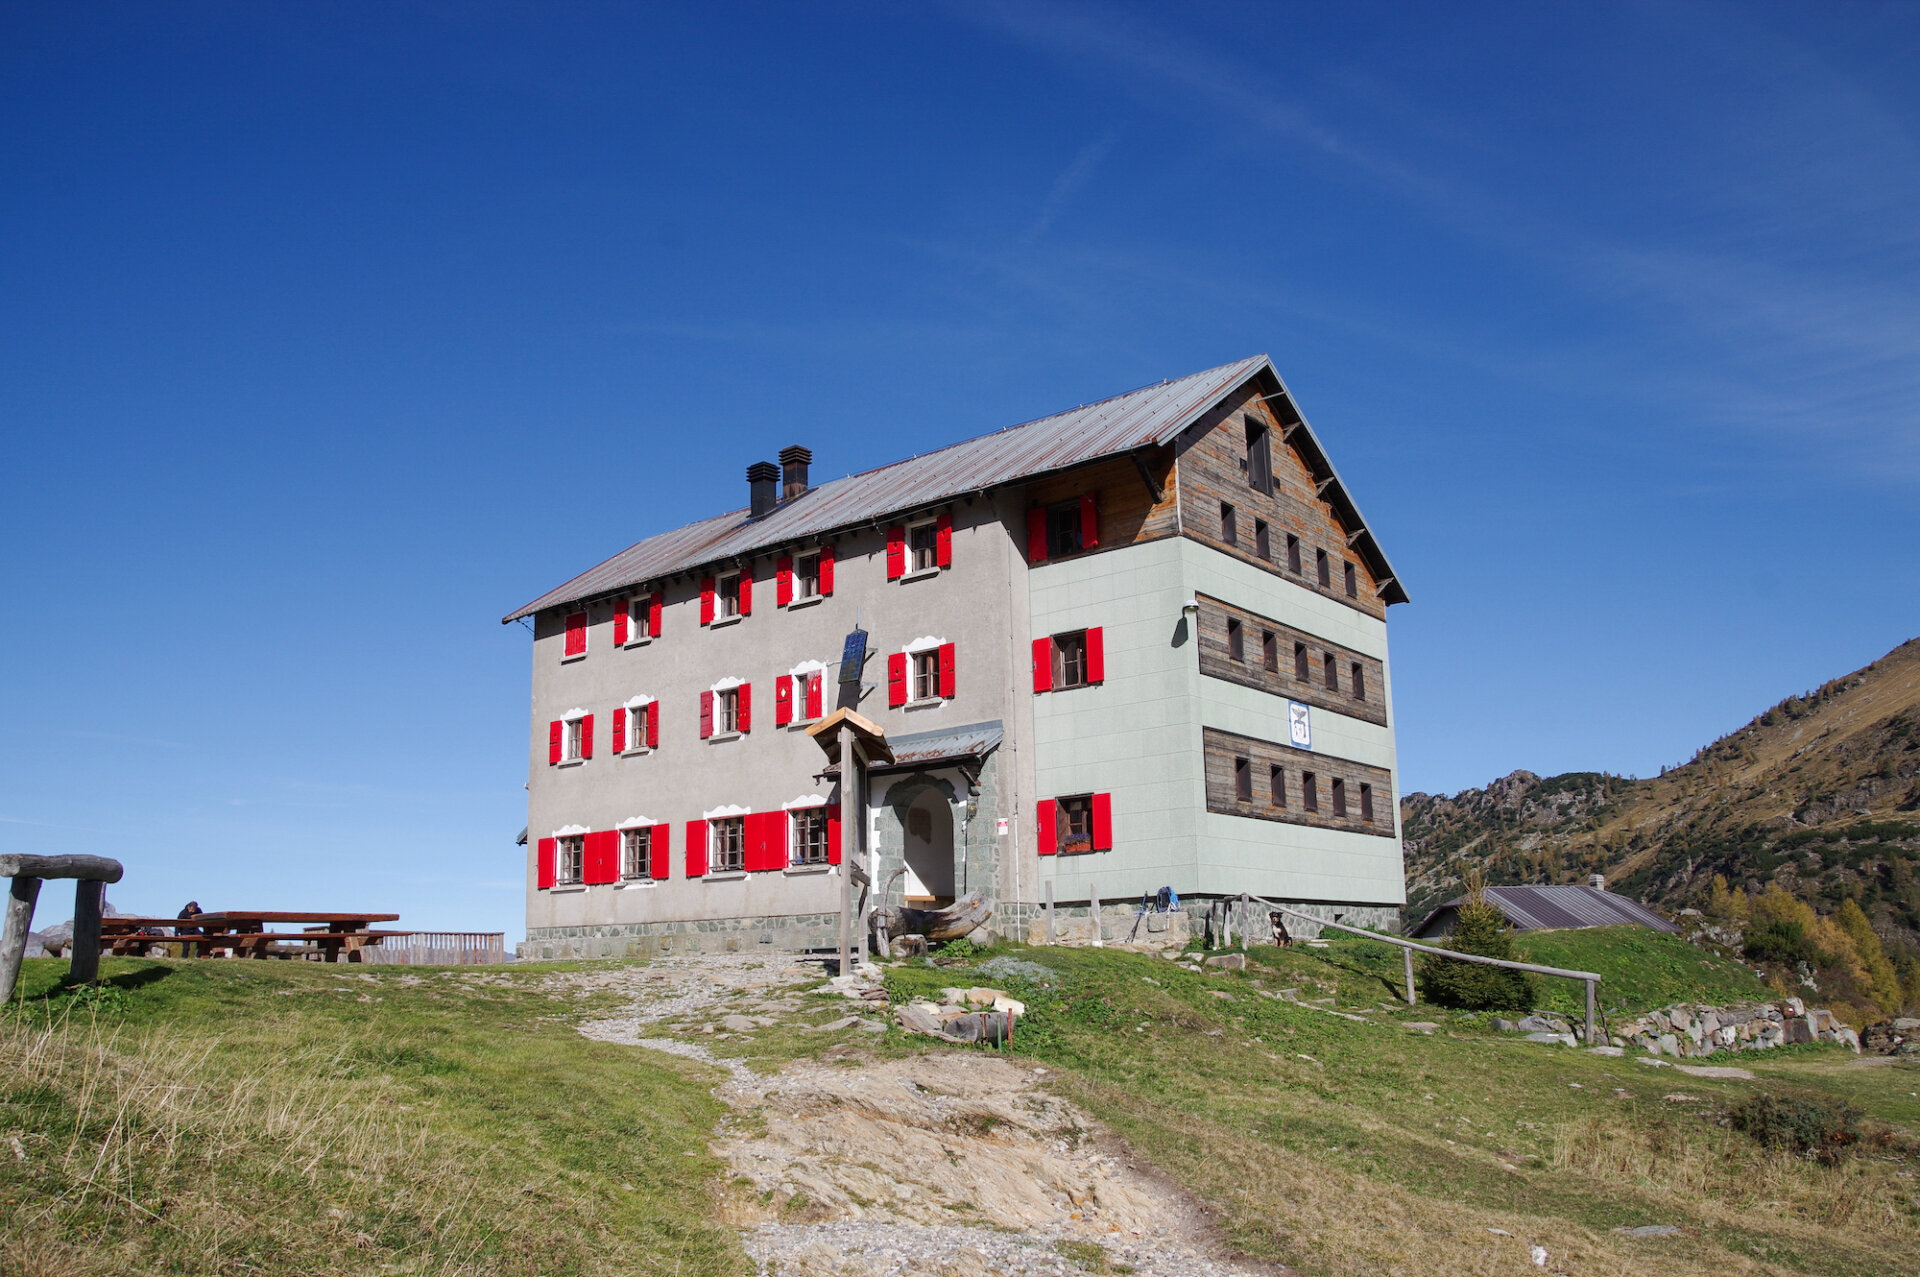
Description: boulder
xmin=1656 ymin=1033 xmax=1681 ymax=1057
xmin=1204 ymin=953 xmax=1248 ymax=970
xmin=1516 ymin=1015 xmax=1555 ymax=1033
xmin=896 ymin=1003 xmax=946 ymax=1035
xmin=1783 ymin=1018 xmax=1814 ymax=1046
xmin=1524 ymin=1031 xmax=1575 ymax=1047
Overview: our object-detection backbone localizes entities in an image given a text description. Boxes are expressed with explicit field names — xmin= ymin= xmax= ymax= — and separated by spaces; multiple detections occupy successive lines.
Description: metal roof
xmin=821 ymin=720 xmax=1004 ymax=777
xmin=503 ymin=355 xmax=1407 ymax=622
xmin=1410 ymin=886 xmax=1677 ymax=937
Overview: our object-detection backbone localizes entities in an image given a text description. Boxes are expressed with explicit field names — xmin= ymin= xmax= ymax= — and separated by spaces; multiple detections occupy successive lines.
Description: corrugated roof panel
xmin=1414 ymin=886 xmax=1676 ymax=936
xmin=504 ymin=354 xmax=1407 ymax=621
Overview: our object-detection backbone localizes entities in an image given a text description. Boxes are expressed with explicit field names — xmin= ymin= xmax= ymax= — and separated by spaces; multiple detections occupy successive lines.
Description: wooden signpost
xmin=0 ymin=853 xmax=125 ymax=1000
xmin=805 ymin=702 xmax=891 ymax=977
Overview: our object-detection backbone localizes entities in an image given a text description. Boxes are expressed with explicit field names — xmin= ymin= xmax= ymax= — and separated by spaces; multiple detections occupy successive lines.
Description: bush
xmin=1727 ymin=1092 xmax=1863 ymax=1163
xmin=1743 ymin=918 xmax=1825 ymax=967
xmin=1418 ymin=901 xmax=1535 ymax=1011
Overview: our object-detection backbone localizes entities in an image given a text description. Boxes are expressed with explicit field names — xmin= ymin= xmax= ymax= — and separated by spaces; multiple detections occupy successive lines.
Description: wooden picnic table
xmin=101 ymin=912 xmax=406 ymax=963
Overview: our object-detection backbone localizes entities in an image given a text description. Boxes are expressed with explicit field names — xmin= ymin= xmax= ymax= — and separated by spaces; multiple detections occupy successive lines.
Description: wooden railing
xmin=360 ymin=932 xmax=506 ymax=966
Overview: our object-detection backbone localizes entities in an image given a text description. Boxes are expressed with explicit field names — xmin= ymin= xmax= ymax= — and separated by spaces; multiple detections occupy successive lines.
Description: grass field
xmin=6 ymin=934 xmax=1917 ymax=1277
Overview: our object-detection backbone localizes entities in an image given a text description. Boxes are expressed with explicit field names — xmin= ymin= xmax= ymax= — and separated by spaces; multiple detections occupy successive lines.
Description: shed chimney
xmin=779 ymin=444 xmax=812 ymax=500
xmin=1589 ymin=874 xmax=1605 ymax=891
xmin=747 ymin=461 xmax=779 ymax=519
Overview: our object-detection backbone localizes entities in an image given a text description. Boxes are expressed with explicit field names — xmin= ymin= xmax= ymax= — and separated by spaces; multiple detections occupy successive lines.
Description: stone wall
xmin=519 ymin=910 xmax=843 ymax=960
xmin=1608 ymin=997 xmax=1859 ymax=1055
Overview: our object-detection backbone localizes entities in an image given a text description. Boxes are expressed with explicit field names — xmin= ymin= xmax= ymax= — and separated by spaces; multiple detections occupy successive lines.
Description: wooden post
xmin=1403 ymin=945 xmax=1416 ymax=1005
xmin=837 ymin=722 xmax=853 ymax=977
xmin=1088 ymin=879 xmax=1101 ymax=947
xmin=1585 ymin=979 xmax=1597 ymax=1046
xmin=1044 ymin=880 xmax=1055 ymax=944
xmin=0 ymin=876 xmax=43 ymax=1002
xmin=69 ymin=880 xmax=104 ymax=983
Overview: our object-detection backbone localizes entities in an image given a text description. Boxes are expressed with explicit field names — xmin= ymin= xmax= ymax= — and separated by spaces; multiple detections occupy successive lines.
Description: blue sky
xmin=4 ymin=2 xmax=1916 ymax=938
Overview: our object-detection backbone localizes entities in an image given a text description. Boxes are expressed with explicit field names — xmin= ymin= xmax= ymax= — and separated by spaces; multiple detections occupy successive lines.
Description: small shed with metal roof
xmin=1409 ymin=884 xmax=1678 ymax=938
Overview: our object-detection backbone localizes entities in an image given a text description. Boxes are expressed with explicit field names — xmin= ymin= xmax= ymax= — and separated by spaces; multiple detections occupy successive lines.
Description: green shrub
xmin=1727 ymin=1092 xmax=1863 ymax=1162
xmin=1418 ymin=901 xmax=1535 ymax=1011
xmin=1743 ymin=918 xmax=1826 ymax=967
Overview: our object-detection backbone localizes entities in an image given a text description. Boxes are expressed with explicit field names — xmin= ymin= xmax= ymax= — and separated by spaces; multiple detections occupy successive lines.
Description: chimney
xmin=779 ymin=444 xmax=812 ymax=501
xmin=1589 ymin=874 xmax=1605 ymax=891
xmin=747 ymin=461 xmax=779 ymax=519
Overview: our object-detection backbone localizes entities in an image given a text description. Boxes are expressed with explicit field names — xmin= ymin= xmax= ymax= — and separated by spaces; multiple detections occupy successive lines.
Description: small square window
xmin=1332 ymin=777 xmax=1348 ymax=818
xmin=1234 ymin=756 xmax=1251 ymax=801
xmin=715 ymin=688 xmax=739 ymax=734
xmin=1056 ymin=795 xmax=1094 ymax=854
xmin=711 ymin=817 xmax=745 ymax=873
xmin=718 ymin=573 xmax=741 ymax=619
xmin=909 ymin=522 xmax=939 ymax=572
xmin=1254 ymin=519 xmax=1270 ymax=561
xmin=1269 ymin=765 xmax=1286 ymax=808
xmin=1053 ymin=630 xmax=1089 ymax=689
xmin=1262 ymin=630 xmax=1277 ymax=672
xmin=1344 ymin=561 xmax=1358 ymax=598
xmin=912 ymin=649 xmax=940 ymax=700
xmin=1360 ymin=783 xmax=1375 ymax=824
xmin=1227 ymin=618 xmax=1244 ymax=662
xmin=1287 ymin=534 xmax=1302 ymax=574
xmin=1221 ymin=502 xmax=1238 ymax=547
xmin=791 ymin=807 xmax=829 ymax=865
xmin=795 ymin=554 xmax=821 ymax=600
xmin=1302 ymin=772 xmax=1319 ymax=812
xmin=1046 ymin=501 xmax=1084 ymax=557
xmin=1316 ymin=549 xmax=1331 ymax=588
xmin=556 ymin=835 xmax=584 ymax=885
xmin=620 ymin=828 xmax=651 ymax=880
xmin=1294 ymin=641 xmax=1310 ymax=682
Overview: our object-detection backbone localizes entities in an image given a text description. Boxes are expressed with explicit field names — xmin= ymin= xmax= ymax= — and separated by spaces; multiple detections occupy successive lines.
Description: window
xmin=564 ymin=717 xmax=585 ymax=762
xmin=1332 ymin=777 xmax=1348 ymax=818
xmin=1351 ymin=663 xmax=1366 ymax=701
xmin=912 ymin=649 xmax=940 ymax=700
xmin=1246 ymin=418 xmax=1273 ymax=495
xmin=710 ymin=817 xmax=745 ymax=873
xmin=1046 ymin=501 xmax=1085 ymax=557
xmin=1053 ymin=630 xmax=1089 ymax=688
xmin=556 ymin=835 xmax=584 ymax=885
xmin=715 ymin=687 xmax=739 ymax=734
xmin=1221 ymin=502 xmax=1238 ymax=547
xmin=909 ymin=522 xmax=939 ymax=572
xmin=1294 ymin=641 xmax=1310 ymax=682
xmin=791 ymin=807 xmax=829 ymax=866
xmin=1287 ymin=534 xmax=1301 ymax=574
xmin=1302 ymin=772 xmax=1319 ymax=812
xmin=1261 ymin=630 xmax=1277 ymax=672
xmin=624 ymin=596 xmax=650 ymax=644
xmin=1226 ymin=618 xmax=1244 ymax=662
xmin=1057 ymin=794 xmax=1094 ymax=853
xmin=1344 ymin=561 xmax=1358 ymax=598
xmin=718 ymin=573 xmax=740 ymax=619
xmin=620 ymin=828 xmax=651 ymax=880
xmin=1234 ymin=756 xmax=1252 ymax=801
xmin=795 ymin=553 xmax=820 ymax=600
xmin=1324 ymin=653 xmax=1339 ymax=692
xmin=1316 ymin=549 xmax=1331 ymax=588
xmin=1254 ymin=519 xmax=1270 ymax=561
xmin=1269 ymin=765 xmax=1286 ymax=808
xmin=1360 ymin=783 xmax=1375 ymax=824
xmin=563 ymin=611 xmax=588 ymax=659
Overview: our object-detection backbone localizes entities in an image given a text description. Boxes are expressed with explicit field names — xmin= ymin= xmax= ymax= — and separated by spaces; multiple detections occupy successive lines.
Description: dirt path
xmin=571 ymin=956 xmax=1278 ymax=1277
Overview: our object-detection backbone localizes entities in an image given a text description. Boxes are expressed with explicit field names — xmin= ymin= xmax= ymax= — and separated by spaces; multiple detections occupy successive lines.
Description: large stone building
xmin=505 ymin=356 xmax=1408 ymax=957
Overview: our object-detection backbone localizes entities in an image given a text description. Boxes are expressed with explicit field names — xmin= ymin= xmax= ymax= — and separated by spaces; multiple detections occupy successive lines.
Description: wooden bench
xmin=1 ymin=853 xmax=124 ymax=997
xmin=101 ymin=912 xmax=405 ymax=963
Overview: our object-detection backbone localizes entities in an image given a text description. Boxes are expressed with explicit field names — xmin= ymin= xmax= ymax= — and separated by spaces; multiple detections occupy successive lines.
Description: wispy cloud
xmin=1023 ymin=131 xmax=1118 ymax=243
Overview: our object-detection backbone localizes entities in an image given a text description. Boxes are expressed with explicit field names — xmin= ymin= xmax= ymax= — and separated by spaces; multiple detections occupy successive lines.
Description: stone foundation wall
xmin=995 ymin=895 xmax=1401 ymax=948
xmin=1610 ymin=997 xmax=1860 ymax=1056
xmin=518 ymin=911 xmax=843 ymax=960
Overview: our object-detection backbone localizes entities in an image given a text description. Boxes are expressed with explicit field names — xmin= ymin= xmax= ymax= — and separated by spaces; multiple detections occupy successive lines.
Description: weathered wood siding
xmin=1025 ymin=450 xmax=1178 ymax=552
xmin=1202 ymin=725 xmax=1396 ymax=838
xmin=1171 ymin=385 xmax=1387 ymax=619
xmin=1193 ymin=592 xmax=1388 ymax=727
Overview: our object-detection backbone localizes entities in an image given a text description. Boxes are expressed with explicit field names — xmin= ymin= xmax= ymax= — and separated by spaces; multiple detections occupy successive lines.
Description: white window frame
xmin=901 ymin=636 xmax=948 ymax=707
xmin=789 ymin=661 xmax=829 ymax=725
xmin=621 ymin=695 xmax=655 ymax=755
xmin=714 ymin=572 xmax=742 ymax=625
xmin=616 ymin=820 xmax=655 ymax=883
xmin=702 ymin=803 xmax=750 ymax=878
xmin=624 ymin=595 xmax=652 ymax=647
xmin=903 ymin=518 xmax=941 ymax=579
xmin=786 ymin=800 xmax=831 ymax=869
xmin=707 ymin=677 xmax=744 ymax=742
xmin=558 ymin=707 xmax=588 ymax=766
xmin=554 ymin=831 xmax=586 ymax=886
xmin=791 ymin=552 xmax=823 ymax=606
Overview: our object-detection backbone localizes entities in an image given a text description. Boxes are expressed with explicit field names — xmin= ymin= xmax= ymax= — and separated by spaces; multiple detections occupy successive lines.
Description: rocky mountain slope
xmin=1400 ymin=638 xmax=1920 ymax=951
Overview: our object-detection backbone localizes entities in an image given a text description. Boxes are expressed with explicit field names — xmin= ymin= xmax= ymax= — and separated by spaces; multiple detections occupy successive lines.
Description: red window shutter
xmin=1092 ymin=792 xmax=1113 ymax=851
xmin=776 ymin=556 xmax=793 ymax=607
xmin=1079 ymin=493 xmax=1099 ymax=549
xmin=826 ymin=806 xmax=842 ymax=865
xmin=1086 ymin=627 xmax=1106 ymax=683
xmin=936 ymin=513 xmax=952 ymax=567
xmin=536 ymin=837 xmax=556 ymax=889
xmin=758 ymin=811 xmax=785 ymax=872
xmin=649 ymin=824 xmax=670 ymax=880
xmin=1037 ymin=800 xmax=1057 ymax=855
xmin=699 ymin=690 xmax=713 ymax=739
xmin=805 ymin=672 xmax=822 ymax=719
xmin=700 ymin=578 xmax=715 ymax=625
xmin=1031 ymin=637 xmax=1053 ymax=693
xmin=738 ymin=573 xmax=752 ymax=616
xmin=645 ymin=700 xmax=660 ymax=748
xmin=612 ymin=706 xmax=626 ymax=753
xmin=887 ymin=652 xmax=907 ymax=707
xmin=775 ymin=675 xmax=793 ymax=726
xmin=684 ymin=821 xmax=707 ymax=877
xmin=580 ymin=714 xmax=594 ymax=759
xmin=886 ymin=525 xmax=905 ymax=579
xmin=548 ymin=720 xmax=563 ymax=765
xmin=938 ymin=642 xmax=956 ymax=698
xmin=1026 ymin=508 xmax=1048 ymax=563
xmin=819 ymin=544 xmax=835 ymax=595
xmin=613 ymin=599 xmax=628 ymax=645
xmin=648 ymin=591 xmax=663 ymax=637
xmin=584 ymin=830 xmax=618 ymax=884
xmin=737 ymin=682 xmax=752 ymax=732
xmin=564 ymin=612 xmax=587 ymax=656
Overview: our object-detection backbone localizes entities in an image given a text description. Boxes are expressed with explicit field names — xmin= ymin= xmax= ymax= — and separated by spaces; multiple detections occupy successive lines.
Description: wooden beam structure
xmin=0 ymin=853 xmax=125 ymax=1000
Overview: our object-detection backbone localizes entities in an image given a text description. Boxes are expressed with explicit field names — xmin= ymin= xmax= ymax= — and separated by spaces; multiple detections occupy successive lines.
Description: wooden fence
xmin=361 ymin=932 xmax=506 ymax=966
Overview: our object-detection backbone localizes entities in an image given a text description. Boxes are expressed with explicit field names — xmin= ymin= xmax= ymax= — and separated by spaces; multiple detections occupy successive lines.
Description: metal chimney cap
xmin=746 ymin=461 xmax=780 ymax=482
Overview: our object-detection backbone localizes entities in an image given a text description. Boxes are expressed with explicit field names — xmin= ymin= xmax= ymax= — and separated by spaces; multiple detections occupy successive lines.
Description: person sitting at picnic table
xmin=176 ymin=901 xmax=204 ymax=957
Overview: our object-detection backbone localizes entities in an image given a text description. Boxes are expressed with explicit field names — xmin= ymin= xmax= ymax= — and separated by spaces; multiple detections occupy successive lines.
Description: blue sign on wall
xmin=837 ymin=628 xmax=869 ymax=686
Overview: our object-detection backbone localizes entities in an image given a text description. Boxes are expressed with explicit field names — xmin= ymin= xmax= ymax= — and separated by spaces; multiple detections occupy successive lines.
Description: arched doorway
xmin=901 ymin=789 xmax=956 ymax=905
